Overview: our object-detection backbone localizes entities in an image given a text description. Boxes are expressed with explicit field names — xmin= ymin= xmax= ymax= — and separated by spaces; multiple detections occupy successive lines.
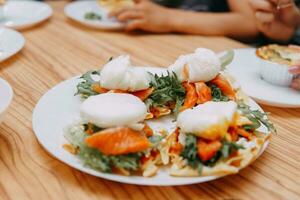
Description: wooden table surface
xmin=0 ymin=1 xmax=299 ymax=200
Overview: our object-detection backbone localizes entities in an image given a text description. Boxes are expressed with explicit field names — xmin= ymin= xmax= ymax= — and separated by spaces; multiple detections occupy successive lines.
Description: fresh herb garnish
xmin=180 ymin=135 xmax=203 ymax=174
xmin=181 ymin=135 xmax=243 ymax=174
xmin=237 ymin=100 xmax=276 ymax=133
xmin=75 ymin=70 xmax=100 ymax=98
xmin=146 ymin=72 xmax=186 ymax=115
xmin=210 ymin=84 xmax=229 ymax=102
xmin=84 ymin=12 xmax=102 ymax=20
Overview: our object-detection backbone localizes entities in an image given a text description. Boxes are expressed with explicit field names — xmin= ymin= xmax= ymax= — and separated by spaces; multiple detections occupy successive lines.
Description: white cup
xmin=0 ymin=78 xmax=13 ymax=123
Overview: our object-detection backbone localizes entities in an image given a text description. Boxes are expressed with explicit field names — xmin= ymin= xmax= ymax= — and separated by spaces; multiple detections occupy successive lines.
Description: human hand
xmin=109 ymin=0 xmax=174 ymax=33
xmin=249 ymin=0 xmax=300 ymax=42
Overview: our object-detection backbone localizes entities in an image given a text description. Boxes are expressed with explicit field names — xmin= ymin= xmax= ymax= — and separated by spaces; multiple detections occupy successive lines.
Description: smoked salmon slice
xmin=85 ymin=127 xmax=151 ymax=155
xmin=210 ymin=75 xmax=235 ymax=100
xmin=180 ymin=82 xmax=197 ymax=111
xmin=131 ymin=88 xmax=154 ymax=101
xmin=195 ymin=82 xmax=212 ymax=104
xmin=197 ymin=139 xmax=222 ymax=162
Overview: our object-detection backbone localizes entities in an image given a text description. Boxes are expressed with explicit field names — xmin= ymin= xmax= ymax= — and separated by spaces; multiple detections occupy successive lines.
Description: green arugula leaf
xmin=237 ymin=100 xmax=276 ymax=133
xmin=146 ymin=71 xmax=186 ymax=115
xmin=209 ymin=84 xmax=229 ymax=102
xmin=75 ymin=70 xmax=100 ymax=99
xmin=180 ymin=135 xmax=203 ymax=174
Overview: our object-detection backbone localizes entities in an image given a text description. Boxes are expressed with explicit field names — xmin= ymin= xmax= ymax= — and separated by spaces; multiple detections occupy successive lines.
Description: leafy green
xmin=181 ymin=135 xmax=243 ymax=173
xmin=146 ymin=72 xmax=186 ymax=115
xmin=84 ymin=12 xmax=102 ymax=20
xmin=180 ymin=135 xmax=203 ymax=174
xmin=83 ymin=123 xmax=103 ymax=133
xmin=237 ymin=100 xmax=276 ymax=133
xmin=219 ymin=50 xmax=234 ymax=70
xmin=75 ymin=70 xmax=100 ymax=99
xmin=210 ymin=84 xmax=229 ymax=102
xmin=64 ymin=125 xmax=142 ymax=172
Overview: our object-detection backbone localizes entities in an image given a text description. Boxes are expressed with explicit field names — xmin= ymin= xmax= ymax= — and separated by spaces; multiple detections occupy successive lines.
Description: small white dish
xmin=227 ymin=48 xmax=300 ymax=108
xmin=64 ymin=1 xmax=124 ymax=30
xmin=0 ymin=1 xmax=52 ymax=30
xmin=0 ymin=27 xmax=25 ymax=62
xmin=32 ymin=67 xmax=269 ymax=186
xmin=0 ymin=78 xmax=13 ymax=123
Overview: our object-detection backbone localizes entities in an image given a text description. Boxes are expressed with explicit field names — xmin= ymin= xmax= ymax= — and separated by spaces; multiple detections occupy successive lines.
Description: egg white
xmin=169 ymin=48 xmax=221 ymax=83
xmin=80 ymin=93 xmax=147 ymax=128
xmin=100 ymin=55 xmax=150 ymax=92
xmin=177 ymin=101 xmax=237 ymax=140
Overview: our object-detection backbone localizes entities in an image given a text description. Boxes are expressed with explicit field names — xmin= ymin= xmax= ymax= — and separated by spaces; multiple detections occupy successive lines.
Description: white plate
xmin=227 ymin=48 xmax=300 ymax=108
xmin=0 ymin=1 xmax=52 ymax=30
xmin=0 ymin=27 xmax=25 ymax=62
xmin=32 ymin=67 xmax=269 ymax=186
xmin=0 ymin=77 xmax=13 ymax=123
xmin=64 ymin=1 xmax=124 ymax=30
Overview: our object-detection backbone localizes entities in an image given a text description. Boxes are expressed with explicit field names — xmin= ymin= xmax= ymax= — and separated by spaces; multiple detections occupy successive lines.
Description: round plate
xmin=0 ymin=77 xmax=13 ymax=123
xmin=0 ymin=27 xmax=25 ymax=62
xmin=32 ymin=67 xmax=269 ymax=186
xmin=0 ymin=1 xmax=53 ymax=30
xmin=227 ymin=48 xmax=300 ymax=108
xmin=64 ymin=1 xmax=124 ymax=30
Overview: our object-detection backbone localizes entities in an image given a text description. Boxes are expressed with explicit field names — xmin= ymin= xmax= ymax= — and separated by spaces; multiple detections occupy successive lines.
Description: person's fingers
xmin=117 ymin=10 xmax=143 ymax=22
xmin=255 ymin=11 xmax=275 ymax=23
xmin=125 ymin=19 xmax=145 ymax=31
xmin=291 ymin=78 xmax=300 ymax=90
xmin=289 ymin=66 xmax=300 ymax=75
xmin=109 ymin=7 xmax=136 ymax=17
xmin=249 ymin=0 xmax=275 ymax=12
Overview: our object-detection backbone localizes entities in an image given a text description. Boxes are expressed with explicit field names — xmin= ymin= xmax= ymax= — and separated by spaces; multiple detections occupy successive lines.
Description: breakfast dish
xmin=76 ymin=48 xmax=238 ymax=119
xmin=256 ymin=45 xmax=300 ymax=86
xmin=59 ymin=48 xmax=274 ymax=179
xmin=227 ymin=48 xmax=300 ymax=108
xmin=0 ymin=1 xmax=52 ymax=30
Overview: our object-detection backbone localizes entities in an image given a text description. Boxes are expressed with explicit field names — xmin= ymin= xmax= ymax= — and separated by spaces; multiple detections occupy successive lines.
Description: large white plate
xmin=32 ymin=67 xmax=269 ymax=186
xmin=0 ymin=27 xmax=25 ymax=62
xmin=64 ymin=1 xmax=124 ymax=30
xmin=0 ymin=1 xmax=52 ymax=30
xmin=227 ymin=48 xmax=300 ymax=108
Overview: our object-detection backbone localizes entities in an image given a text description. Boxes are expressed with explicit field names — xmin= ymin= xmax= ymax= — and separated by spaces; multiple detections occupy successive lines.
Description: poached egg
xmin=80 ymin=93 xmax=147 ymax=128
xmin=177 ymin=101 xmax=237 ymax=140
xmin=169 ymin=48 xmax=221 ymax=83
xmin=100 ymin=55 xmax=150 ymax=92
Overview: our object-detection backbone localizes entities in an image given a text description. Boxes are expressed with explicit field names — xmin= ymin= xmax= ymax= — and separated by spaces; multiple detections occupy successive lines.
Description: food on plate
xmin=98 ymin=0 xmax=134 ymax=11
xmin=167 ymin=101 xmax=272 ymax=177
xmin=76 ymin=48 xmax=239 ymax=117
xmin=64 ymin=93 xmax=169 ymax=177
xmin=256 ymin=44 xmax=300 ymax=86
xmin=63 ymin=48 xmax=274 ymax=178
xmin=84 ymin=12 xmax=102 ymax=20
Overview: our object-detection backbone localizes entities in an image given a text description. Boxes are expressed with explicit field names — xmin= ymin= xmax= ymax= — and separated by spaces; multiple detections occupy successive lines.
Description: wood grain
xmin=0 ymin=1 xmax=299 ymax=199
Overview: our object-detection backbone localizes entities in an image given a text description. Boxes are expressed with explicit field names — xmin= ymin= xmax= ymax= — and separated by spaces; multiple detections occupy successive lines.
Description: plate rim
xmin=1 ymin=1 xmax=53 ymax=30
xmin=32 ymin=71 xmax=270 ymax=186
xmin=0 ymin=27 xmax=25 ymax=62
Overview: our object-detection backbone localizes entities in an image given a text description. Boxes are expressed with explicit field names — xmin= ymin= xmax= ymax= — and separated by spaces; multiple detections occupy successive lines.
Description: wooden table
xmin=0 ymin=1 xmax=299 ymax=200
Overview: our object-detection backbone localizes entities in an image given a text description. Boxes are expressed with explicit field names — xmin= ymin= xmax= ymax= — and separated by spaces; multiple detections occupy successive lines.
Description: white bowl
xmin=258 ymin=58 xmax=294 ymax=87
xmin=0 ymin=78 xmax=13 ymax=123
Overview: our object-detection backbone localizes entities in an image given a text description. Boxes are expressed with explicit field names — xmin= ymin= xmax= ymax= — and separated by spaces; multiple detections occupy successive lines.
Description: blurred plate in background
xmin=64 ymin=1 xmax=124 ymax=30
xmin=0 ymin=27 xmax=25 ymax=62
xmin=0 ymin=1 xmax=52 ymax=30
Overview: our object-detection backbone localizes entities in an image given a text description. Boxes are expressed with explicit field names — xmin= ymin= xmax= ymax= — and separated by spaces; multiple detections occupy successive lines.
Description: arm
xmin=110 ymin=0 xmax=259 ymax=40
xmin=167 ymin=0 xmax=258 ymax=40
